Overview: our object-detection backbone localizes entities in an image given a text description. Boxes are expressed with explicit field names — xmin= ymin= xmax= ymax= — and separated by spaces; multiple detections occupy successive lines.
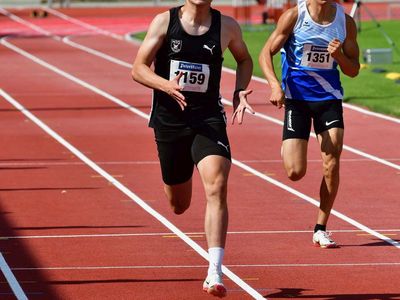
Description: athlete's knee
xmin=171 ymin=203 xmax=190 ymax=215
xmin=285 ymin=165 xmax=306 ymax=181
xmin=168 ymin=195 xmax=191 ymax=215
xmin=204 ymin=176 xmax=228 ymax=202
xmin=164 ymin=184 xmax=192 ymax=215
xmin=322 ymin=158 xmax=340 ymax=178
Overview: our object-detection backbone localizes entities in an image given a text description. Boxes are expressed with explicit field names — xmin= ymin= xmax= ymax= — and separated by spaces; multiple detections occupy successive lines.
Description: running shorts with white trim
xmin=155 ymin=121 xmax=231 ymax=185
xmin=283 ymin=99 xmax=344 ymax=141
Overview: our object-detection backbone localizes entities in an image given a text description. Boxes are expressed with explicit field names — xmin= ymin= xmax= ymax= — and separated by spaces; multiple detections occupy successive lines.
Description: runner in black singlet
xmin=132 ymin=0 xmax=254 ymax=296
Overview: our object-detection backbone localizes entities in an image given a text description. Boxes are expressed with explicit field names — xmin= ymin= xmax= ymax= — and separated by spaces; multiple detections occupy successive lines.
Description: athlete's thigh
xmin=317 ymin=127 xmax=344 ymax=159
xmin=192 ymin=122 xmax=231 ymax=184
xmin=312 ymin=100 xmax=344 ymax=135
xmin=282 ymin=138 xmax=308 ymax=173
xmin=197 ymin=155 xmax=231 ymax=188
xmin=154 ymin=129 xmax=195 ymax=185
xmin=283 ymin=99 xmax=312 ymax=141
xmin=191 ymin=122 xmax=231 ymax=165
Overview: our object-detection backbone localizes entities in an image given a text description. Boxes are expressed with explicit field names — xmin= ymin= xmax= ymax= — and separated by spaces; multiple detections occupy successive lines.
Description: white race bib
xmin=169 ymin=60 xmax=210 ymax=93
xmin=300 ymin=44 xmax=333 ymax=69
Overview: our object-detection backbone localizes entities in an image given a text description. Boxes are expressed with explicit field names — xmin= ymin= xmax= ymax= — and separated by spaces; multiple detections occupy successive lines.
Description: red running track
xmin=0 ymin=5 xmax=399 ymax=300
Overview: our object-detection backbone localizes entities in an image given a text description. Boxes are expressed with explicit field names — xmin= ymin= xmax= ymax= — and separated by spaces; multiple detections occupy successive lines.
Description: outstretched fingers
xmin=231 ymin=89 xmax=255 ymax=125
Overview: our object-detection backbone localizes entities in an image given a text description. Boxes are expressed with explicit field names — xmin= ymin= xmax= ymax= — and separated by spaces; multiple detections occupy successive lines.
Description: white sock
xmin=208 ymin=247 xmax=224 ymax=276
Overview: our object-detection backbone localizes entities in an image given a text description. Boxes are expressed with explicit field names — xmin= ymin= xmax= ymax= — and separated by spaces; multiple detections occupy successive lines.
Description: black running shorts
xmin=154 ymin=122 xmax=231 ymax=185
xmin=283 ymin=99 xmax=344 ymax=141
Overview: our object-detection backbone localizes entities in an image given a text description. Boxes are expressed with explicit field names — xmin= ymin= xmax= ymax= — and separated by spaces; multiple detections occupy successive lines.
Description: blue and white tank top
xmin=281 ymin=0 xmax=346 ymax=101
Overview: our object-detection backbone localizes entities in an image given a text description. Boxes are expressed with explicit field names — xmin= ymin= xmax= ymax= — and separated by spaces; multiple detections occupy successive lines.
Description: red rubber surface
xmin=0 ymin=5 xmax=399 ymax=300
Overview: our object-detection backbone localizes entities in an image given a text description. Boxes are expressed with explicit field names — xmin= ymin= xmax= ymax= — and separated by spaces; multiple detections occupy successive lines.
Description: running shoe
xmin=313 ymin=230 xmax=338 ymax=248
xmin=203 ymin=273 xmax=227 ymax=298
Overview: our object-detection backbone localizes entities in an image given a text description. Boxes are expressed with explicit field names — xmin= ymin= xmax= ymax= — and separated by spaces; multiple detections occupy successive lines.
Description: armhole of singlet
xmin=340 ymin=5 xmax=347 ymax=40
xmin=212 ymin=9 xmax=223 ymax=55
xmin=166 ymin=7 xmax=177 ymax=38
xmin=292 ymin=2 xmax=303 ymax=33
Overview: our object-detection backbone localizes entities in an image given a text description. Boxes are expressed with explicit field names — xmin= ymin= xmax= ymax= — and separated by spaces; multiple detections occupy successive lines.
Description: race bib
xmin=169 ymin=60 xmax=210 ymax=93
xmin=300 ymin=44 xmax=333 ymax=69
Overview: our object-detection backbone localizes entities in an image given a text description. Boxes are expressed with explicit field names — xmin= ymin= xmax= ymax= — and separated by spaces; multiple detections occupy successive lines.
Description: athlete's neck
xmin=180 ymin=3 xmax=212 ymax=35
xmin=307 ymin=0 xmax=336 ymax=25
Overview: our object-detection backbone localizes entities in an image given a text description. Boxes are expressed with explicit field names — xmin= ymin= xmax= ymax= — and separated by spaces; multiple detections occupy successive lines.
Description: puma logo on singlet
xmin=203 ymin=44 xmax=215 ymax=55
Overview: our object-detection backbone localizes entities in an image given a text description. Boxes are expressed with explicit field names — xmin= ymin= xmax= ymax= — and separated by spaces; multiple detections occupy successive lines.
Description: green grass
xmin=133 ymin=20 xmax=400 ymax=117
xmin=134 ymin=32 xmax=146 ymax=40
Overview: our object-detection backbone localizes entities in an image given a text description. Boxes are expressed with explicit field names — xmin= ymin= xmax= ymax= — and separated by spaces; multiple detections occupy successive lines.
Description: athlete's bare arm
xmin=221 ymin=15 xmax=254 ymax=124
xmin=328 ymin=14 xmax=360 ymax=78
xmin=131 ymin=12 xmax=186 ymax=110
xmin=259 ymin=7 xmax=298 ymax=108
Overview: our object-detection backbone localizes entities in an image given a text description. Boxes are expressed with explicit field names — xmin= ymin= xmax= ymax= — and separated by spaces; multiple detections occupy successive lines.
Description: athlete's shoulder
xmin=152 ymin=10 xmax=170 ymax=26
xmin=344 ymin=13 xmax=358 ymax=38
xmin=220 ymin=13 xmax=239 ymax=28
xmin=344 ymin=13 xmax=356 ymax=27
xmin=220 ymin=13 xmax=242 ymax=37
xmin=275 ymin=6 xmax=298 ymax=33
xmin=280 ymin=6 xmax=299 ymax=23
xmin=148 ymin=10 xmax=170 ymax=34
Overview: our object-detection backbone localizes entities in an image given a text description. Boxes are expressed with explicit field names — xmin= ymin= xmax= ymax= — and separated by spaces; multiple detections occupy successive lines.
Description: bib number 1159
xmin=169 ymin=60 xmax=210 ymax=93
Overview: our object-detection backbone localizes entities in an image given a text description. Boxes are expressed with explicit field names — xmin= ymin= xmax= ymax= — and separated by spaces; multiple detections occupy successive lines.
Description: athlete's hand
xmin=269 ymin=86 xmax=285 ymax=109
xmin=165 ymin=72 xmax=186 ymax=110
xmin=328 ymin=38 xmax=343 ymax=59
xmin=232 ymin=89 xmax=255 ymax=125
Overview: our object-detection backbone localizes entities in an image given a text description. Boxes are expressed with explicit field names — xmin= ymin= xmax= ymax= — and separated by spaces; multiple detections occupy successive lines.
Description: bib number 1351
xmin=300 ymin=44 xmax=333 ymax=69
xmin=169 ymin=60 xmax=210 ymax=93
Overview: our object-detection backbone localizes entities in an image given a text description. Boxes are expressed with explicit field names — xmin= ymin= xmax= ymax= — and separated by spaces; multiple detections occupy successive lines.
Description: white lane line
xmin=1 ymin=229 xmax=399 ymax=240
xmin=233 ymin=159 xmax=400 ymax=249
xmin=63 ymin=36 xmax=131 ymax=68
xmin=0 ymin=89 xmax=265 ymax=300
xmin=342 ymin=102 xmax=400 ymax=124
xmin=0 ymin=253 xmax=28 ymax=300
xmin=221 ymin=100 xmax=400 ymax=171
xmin=44 ymin=7 xmax=400 ymax=125
xmin=1 ymin=9 xmax=399 ymax=171
xmin=44 ymin=7 xmax=124 ymax=41
xmin=0 ymin=160 xmax=160 ymax=167
xmin=56 ymin=37 xmax=400 ymax=171
xmin=223 ymin=66 xmax=400 ymax=124
xmin=1 ymin=38 xmax=149 ymax=120
xmin=1 ymin=41 xmax=399 ymax=251
xmin=12 ymin=262 xmax=400 ymax=271
xmin=0 ymin=7 xmax=58 ymax=40
xmin=0 ymin=158 xmax=398 ymax=168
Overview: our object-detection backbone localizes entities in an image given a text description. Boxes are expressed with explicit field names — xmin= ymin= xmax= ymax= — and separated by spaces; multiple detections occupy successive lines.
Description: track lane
xmin=2 ymin=35 xmax=399 ymax=243
xmin=3 ymin=7 xmax=399 ymax=162
xmin=0 ymin=6 xmax=400 ymax=300
xmin=1 ymin=89 xmax=399 ymax=299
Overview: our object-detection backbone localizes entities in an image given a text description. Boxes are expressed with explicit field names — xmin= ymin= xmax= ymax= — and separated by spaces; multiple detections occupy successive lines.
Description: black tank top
xmin=149 ymin=6 xmax=224 ymax=129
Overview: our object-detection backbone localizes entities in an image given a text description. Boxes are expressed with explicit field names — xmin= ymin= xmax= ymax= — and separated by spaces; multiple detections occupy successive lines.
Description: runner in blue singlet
xmin=259 ymin=0 xmax=360 ymax=248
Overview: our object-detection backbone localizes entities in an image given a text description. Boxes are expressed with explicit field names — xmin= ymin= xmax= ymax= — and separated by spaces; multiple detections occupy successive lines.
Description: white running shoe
xmin=203 ymin=273 xmax=227 ymax=298
xmin=313 ymin=230 xmax=338 ymax=248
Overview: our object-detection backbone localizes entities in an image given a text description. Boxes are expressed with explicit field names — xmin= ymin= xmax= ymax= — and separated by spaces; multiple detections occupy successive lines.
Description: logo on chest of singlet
xmin=203 ymin=44 xmax=215 ymax=55
xmin=171 ymin=39 xmax=182 ymax=53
